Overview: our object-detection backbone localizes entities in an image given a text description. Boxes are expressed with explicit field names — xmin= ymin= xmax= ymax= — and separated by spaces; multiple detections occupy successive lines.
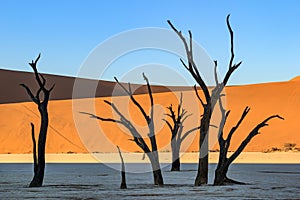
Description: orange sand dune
xmin=0 ymin=77 xmax=299 ymax=154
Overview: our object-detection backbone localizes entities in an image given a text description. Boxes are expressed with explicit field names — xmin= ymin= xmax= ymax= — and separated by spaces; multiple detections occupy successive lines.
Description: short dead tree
xmin=164 ymin=93 xmax=199 ymax=171
xmin=116 ymin=146 xmax=127 ymax=189
xmin=20 ymin=54 xmax=55 ymax=187
xmin=213 ymin=97 xmax=284 ymax=185
xmin=83 ymin=73 xmax=164 ymax=185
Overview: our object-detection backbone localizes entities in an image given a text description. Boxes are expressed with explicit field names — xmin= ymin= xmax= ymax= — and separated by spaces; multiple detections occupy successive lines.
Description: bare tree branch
xmin=193 ymin=85 xmax=205 ymax=107
xmin=114 ymin=77 xmax=150 ymax=125
xmin=228 ymin=115 xmax=284 ymax=165
xmin=189 ymin=30 xmax=193 ymax=62
xmin=167 ymin=20 xmax=211 ymax=104
xmin=103 ymin=100 xmax=133 ymax=125
xmin=213 ymin=60 xmax=219 ymax=86
xmin=114 ymin=77 xmax=131 ymax=95
xmin=166 ymin=104 xmax=176 ymax=124
xmin=21 ymin=54 xmax=54 ymax=106
xmin=180 ymin=58 xmax=189 ymax=71
xmin=181 ymin=113 xmax=193 ymax=124
xmin=49 ymin=84 xmax=55 ymax=92
xmin=225 ymin=107 xmax=250 ymax=151
xmin=20 ymin=84 xmax=39 ymax=104
xmin=177 ymin=93 xmax=183 ymax=120
xmin=227 ymin=14 xmax=235 ymax=70
xmin=143 ymin=73 xmax=154 ymax=120
xmin=162 ymin=119 xmax=173 ymax=132
xmin=180 ymin=126 xmax=200 ymax=143
xmin=79 ymin=111 xmax=123 ymax=124
xmin=28 ymin=53 xmax=45 ymax=90
xmin=222 ymin=15 xmax=242 ymax=86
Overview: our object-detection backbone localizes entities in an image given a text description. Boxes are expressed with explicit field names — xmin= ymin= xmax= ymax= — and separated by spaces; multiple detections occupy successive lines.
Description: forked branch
xmin=215 ymin=94 xmax=284 ymax=185
xmin=114 ymin=77 xmax=150 ymax=124
xmin=167 ymin=20 xmax=210 ymax=104
xmin=20 ymin=54 xmax=55 ymax=105
xmin=228 ymin=114 xmax=284 ymax=165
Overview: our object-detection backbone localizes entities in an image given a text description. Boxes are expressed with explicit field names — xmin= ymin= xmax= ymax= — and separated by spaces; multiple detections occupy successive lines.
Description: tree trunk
xmin=194 ymin=107 xmax=211 ymax=186
xmin=194 ymin=154 xmax=208 ymax=186
xmin=148 ymin=153 xmax=164 ymax=185
xmin=171 ymin=139 xmax=180 ymax=171
xmin=120 ymin=171 xmax=127 ymax=189
xmin=214 ymin=169 xmax=225 ymax=185
xmin=29 ymin=105 xmax=48 ymax=187
xmin=152 ymin=169 xmax=164 ymax=185
xmin=29 ymin=163 xmax=45 ymax=187
xmin=214 ymin=160 xmax=246 ymax=185
xmin=171 ymin=157 xmax=180 ymax=171
xmin=213 ymin=164 xmax=228 ymax=185
xmin=213 ymin=142 xmax=225 ymax=185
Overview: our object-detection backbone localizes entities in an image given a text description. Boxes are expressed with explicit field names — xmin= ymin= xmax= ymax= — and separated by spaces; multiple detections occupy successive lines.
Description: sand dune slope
xmin=0 ymin=77 xmax=299 ymax=153
xmin=0 ymin=69 xmax=192 ymax=104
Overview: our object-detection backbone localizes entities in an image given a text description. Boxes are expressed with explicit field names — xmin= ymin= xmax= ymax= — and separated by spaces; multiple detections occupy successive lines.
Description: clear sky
xmin=0 ymin=0 xmax=299 ymax=85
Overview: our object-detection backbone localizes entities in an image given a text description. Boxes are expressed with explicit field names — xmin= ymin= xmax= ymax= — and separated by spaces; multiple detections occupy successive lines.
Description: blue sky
xmin=0 ymin=0 xmax=299 ymax=85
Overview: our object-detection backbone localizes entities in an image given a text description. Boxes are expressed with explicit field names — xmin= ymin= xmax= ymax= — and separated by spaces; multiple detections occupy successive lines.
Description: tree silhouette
xmin=82 ymin=73 xmax=164 ymax=185
xmin=117 ymin=146 xmax=127 ymax=189
xmin=20 ymin=54 xmax=55 ymax=187
xmin=168 ymin=14 xmax=242 ymax=185
xmin=164 ymin=93 xmax=200 ymax=171
xmin=214 ymin=97 xmax=284 ymax=185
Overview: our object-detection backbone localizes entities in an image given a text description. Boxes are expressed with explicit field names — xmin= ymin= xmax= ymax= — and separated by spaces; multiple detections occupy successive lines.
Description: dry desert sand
xmin=0 ymin=152 xmax=299 ymax=164
xmin=0 ymin=70 xmax=300 ymax=164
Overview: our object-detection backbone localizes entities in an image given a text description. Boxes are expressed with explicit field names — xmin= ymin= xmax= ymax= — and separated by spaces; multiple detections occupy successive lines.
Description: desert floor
xmin=1 ymin=162 xmax=299 ymax=199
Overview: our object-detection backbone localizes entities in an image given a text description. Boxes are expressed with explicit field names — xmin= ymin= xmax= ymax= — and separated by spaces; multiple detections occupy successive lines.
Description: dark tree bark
xmin=82 ymin=73 xmax=164 ymax=185
xmin=20 ymin=54 xmax=55 ymax=187
xmin=164 ymin=93 xmax=199 ymax=171
xmin=117 ymin=146 xmax=127 ymax=189
xmin=168 ymin=15 xmax=242 ymax=185
xmin=213 ymin=98 xmax=284 ymax=185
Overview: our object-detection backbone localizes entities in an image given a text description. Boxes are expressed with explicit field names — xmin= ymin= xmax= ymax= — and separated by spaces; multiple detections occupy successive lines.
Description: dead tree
xmin=164 ymin=93 xmax=200 ymax=171
xmin=168 ymin=15 xmax=242 ymax=185
xmin=83 ymin=73 xmax=164 ymax=185
xmin=213 ymin=97 xmax=284 ymax=185
xmin=117 ymin=146 xmax=127 ymax=189
xmin=20 ymin=54 xmax=55 ymax=187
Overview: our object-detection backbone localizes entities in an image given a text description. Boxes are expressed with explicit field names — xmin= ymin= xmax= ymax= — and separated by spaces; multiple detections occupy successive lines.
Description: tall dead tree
xmin=214 ymin=97 xmax=284 ymax=185
xmin=20 ymin=54 xmax=55 ymax=187
xmin=83 ymin=73 xmax=164 ymax=185
xmin=168 ymin=14 xmax=242 ymax=185
xmin=164 ymin=93 xmax=200 ymax=171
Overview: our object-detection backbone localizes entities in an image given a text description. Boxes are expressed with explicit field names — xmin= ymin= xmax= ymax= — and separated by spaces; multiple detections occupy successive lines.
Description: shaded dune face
xmin=0 ymin=70 xmax=299 ymax=153
xmin=0 ymin=69 xmax=193 ymax=104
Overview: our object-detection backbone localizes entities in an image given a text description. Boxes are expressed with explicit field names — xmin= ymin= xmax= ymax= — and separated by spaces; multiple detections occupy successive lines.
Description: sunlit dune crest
xmin=289 ymin=76 xmax=300 ymax=82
